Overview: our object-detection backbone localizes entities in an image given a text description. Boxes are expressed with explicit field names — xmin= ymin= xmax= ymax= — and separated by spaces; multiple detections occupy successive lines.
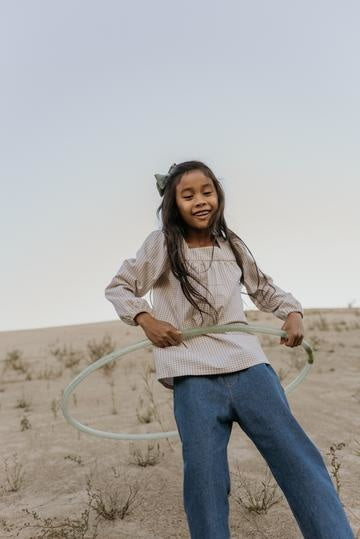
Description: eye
xmin=183 ymin=191 xmax=213 ymax=199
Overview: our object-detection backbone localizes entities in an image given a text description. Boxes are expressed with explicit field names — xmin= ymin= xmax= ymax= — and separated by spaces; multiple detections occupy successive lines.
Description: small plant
xmin=354 ymin=439 xmax=360 ymax=457
xmin=87 ymin=334 xmax=117 ymax=376
xmin=2 ymin=349 xmax=30 ymax=376
xmin=49 ymin=343 xmax=84 ymax=370
xmin=107 ymin=378 xmax=118 ymax=415
xmin=64 ymin=454 xmax=83 ymax=466
xmin=0 ymin=518 xmax=15 ymax=534
xmin=333 ymin=320 xmax=348 ymax=332
xmin=128 ymin=441 xmax=164 ymax=467
xmin=15 ymin=396 xmax=32 ymax=412
xmin=232 ymin=464 xmax=283 ymax=514
xmin=37 ymin=363 xmax=64 ymax=380
xmin=136 ymin=394 xmax=154 ymax=424
xmin=20 ymin=415 xmax=31 ymax=431
xmin=327 ymin=442 xmax=346 ymax=496
xmin=51 ymin=398 xmax=60 ymax=419
xmin=1 ymin=452 xmax=25 ymax=493
xmin=18 ymin=504 xmax=99 ymax=538
xmin=139 ymin=363 xmax=175 ymax=452
xmin=86 ymin=476 xmax=142 ymax=521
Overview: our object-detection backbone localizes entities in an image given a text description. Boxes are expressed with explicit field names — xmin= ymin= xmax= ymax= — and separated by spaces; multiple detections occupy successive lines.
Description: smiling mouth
xmin=194 ymin=211 xmax=210 ymax=217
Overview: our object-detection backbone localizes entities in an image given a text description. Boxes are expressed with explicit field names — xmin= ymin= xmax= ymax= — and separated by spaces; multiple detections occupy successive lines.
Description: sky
xmin=1 ymin=0 xmax=359 ymax=332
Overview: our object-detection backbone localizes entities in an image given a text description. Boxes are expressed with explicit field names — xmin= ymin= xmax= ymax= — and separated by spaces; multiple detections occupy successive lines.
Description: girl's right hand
xmin=134 ymin=313 xmax=183 ymax=348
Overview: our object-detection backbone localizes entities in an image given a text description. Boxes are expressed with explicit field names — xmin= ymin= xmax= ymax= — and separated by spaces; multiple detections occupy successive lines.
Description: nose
xmin=194 ymin=195 xmax=208 ymax=206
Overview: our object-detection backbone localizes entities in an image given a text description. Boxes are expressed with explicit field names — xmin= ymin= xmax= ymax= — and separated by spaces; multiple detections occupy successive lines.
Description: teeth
xmin=195 ymin=211 xmax=209 ymax=216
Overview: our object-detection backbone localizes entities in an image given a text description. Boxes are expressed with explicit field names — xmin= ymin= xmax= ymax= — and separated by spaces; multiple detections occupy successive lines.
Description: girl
xmin=105 ymin=161 xmax=354 ymax=539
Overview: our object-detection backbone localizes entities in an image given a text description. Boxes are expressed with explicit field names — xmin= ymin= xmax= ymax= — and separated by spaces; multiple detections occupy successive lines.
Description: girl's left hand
xmin=280 ymin=312 xmax=304 ymax=347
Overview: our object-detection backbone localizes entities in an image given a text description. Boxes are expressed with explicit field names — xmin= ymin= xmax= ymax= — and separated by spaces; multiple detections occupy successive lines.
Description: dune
xmin=0 ymin=308 xmax=359 ymax=538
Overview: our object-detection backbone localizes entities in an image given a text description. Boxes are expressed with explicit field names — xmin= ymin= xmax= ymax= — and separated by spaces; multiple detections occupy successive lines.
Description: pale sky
xmin=1 ymin=0 xmax=359 ymax=332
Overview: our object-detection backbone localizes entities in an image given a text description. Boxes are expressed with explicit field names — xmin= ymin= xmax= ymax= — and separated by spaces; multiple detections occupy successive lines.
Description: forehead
xmin=176 ymin=170 xmax=214 ymax=193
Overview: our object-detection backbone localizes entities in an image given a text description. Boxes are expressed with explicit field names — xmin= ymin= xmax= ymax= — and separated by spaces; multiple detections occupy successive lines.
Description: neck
xmin=184 ymin=229 xmax=217 ymax=247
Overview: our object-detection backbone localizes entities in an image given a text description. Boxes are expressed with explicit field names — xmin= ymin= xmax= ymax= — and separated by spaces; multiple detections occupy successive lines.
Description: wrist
xmin=134 ymin=311 xmax=154 ymax=327
xmin=287 ymin=311 xmax=303 ymax=319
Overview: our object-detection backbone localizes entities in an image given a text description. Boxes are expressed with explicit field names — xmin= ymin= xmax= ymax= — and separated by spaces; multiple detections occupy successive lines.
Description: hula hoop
xmin=60 ymin=323 xmax=314 ymax=441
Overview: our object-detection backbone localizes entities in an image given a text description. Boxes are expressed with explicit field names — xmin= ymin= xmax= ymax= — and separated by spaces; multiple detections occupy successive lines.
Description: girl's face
xmin=175 ymin=170 xmax=219 ymax=235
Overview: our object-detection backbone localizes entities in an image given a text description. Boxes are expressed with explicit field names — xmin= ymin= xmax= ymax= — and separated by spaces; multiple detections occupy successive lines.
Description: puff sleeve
xmin=239 ymin=242 xmax=304 ymax=321
xmin=104 ymin=229 xmax=169 ymax=326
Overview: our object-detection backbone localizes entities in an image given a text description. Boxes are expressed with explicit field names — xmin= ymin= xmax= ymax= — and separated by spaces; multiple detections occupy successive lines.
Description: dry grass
xmin=37 ymin=362 xmax=64 ymax=380
xmin=64 ymin=454 xmax=84 ymax=466
xmin=327 ymin=442 xmax=346 ymax=497
xmin=49 ymin=343 xmax=85 ymax=370
xmin=20 ymin=415 xmax=31 ymax=431
xmin=16 ymin=469 xmax=144 ymax=537
xmin=86 ymin=333 xmax=117 ymax=376
xmin=354 ymin=439 xmax=360 ymax=457
xmin=2 ymin=349 xmax=31 ymax=378
xmin=18 ymin=504 xmax=99 ymax=539
xmin=15 ymin=396 xmax=32 ymax=412
xmin=1 ymin=453 xmax=25 ymax=493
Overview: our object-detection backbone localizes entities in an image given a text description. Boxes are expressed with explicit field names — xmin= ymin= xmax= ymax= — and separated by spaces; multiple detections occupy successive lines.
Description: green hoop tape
xmin=61 ymin=323 xmax=314 ymax=441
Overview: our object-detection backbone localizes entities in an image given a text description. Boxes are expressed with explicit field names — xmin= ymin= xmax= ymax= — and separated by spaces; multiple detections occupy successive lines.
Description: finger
xmin=166 ymin=338 xmax=178 ymax=346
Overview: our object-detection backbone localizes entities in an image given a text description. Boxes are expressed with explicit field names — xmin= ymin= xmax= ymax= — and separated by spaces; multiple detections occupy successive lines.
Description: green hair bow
xmin=154 ymin=162 xmax=178 ymax=196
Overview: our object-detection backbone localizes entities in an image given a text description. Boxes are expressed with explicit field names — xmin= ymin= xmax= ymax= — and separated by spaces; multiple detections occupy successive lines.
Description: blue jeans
xmin=173 ymin=363 xmax=354 ymax=539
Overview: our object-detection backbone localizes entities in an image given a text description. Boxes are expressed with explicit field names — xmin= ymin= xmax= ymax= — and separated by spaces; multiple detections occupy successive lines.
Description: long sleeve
xmin=239 ymin=243 xmax=304 ymax=321
xmin=104 ymin=229 xmax=169 ymax=326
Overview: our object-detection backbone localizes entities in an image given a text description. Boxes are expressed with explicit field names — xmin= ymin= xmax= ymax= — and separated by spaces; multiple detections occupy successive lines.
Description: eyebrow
xmin=180 ymin=183 xmax=213 ymax=194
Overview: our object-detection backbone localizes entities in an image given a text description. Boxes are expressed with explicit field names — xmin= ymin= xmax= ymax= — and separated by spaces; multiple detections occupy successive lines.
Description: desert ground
xmin=0 ymin=308 xmax=359 ymax=538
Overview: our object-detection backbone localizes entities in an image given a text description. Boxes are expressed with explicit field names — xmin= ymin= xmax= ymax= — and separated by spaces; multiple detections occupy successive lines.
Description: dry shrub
xmin=354 ymin=439 xmax=360 ymax=457
xmin=18 ymin=504 xmax=98 ymax=539
xmin=86 ymin=334 xmax=117 ymax=376
xmin=15 ymin=396 xmax=32 ymax=412
xmin=136 ymin=394 xmax=154 ymax=424
xmin=2 ymin=349 xmax=31 ymax=377
xmin=232 ymin=464 xmax=283 ymax=514
xmin=86 ymin=473 xmax=143 ymax=521
xmin=128 ymin=441 xmax=164 ymax=467
xmin=1 ymin=452 xmax=25 ymax=493
xmin=327 ymin=442 xmax=346 ymax=496
xmin=20 ymin=415 xmax=31 ymax=431
xmin=37 ymin=363 xmax=64 ymax=380
xmin=49 ymin=343 xmax=84 ymax=370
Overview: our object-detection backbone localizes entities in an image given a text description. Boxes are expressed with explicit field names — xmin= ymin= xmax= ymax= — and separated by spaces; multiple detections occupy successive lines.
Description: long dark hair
xmin=156 ymin=160 xmax=277 ymax=325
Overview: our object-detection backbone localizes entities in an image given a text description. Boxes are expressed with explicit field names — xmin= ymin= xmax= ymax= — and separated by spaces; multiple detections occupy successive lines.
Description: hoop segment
xmin=61 ymin=323 xmax=314 ymax=441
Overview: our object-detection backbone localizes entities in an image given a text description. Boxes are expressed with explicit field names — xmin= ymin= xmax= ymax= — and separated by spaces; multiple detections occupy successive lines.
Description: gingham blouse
xmin=104 ymin=229 xmax=303 ymax=390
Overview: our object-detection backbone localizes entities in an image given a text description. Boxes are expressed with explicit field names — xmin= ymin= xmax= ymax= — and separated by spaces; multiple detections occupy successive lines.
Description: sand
xmin=0 ymin=308 xmax=359 ymax=538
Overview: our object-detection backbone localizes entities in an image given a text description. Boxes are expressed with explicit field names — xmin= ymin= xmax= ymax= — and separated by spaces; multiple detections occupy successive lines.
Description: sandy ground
xmin=0 ymin=308 xmax=359 ymax=538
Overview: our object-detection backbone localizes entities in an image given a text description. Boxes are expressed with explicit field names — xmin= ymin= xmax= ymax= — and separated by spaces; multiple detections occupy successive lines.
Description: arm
xmin=104 ymin=230 xmax=168 ymax=326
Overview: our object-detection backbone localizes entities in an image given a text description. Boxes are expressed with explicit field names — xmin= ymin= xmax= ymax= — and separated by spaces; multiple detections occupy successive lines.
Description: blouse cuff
xmin=276 ymin=305 xmax=304 ymax=321
xmin=120 ymin=307 xmax=154 ymax=326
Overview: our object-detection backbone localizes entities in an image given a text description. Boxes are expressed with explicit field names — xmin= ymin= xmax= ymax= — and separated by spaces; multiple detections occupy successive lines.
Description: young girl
xmin=105 ymin=161 xmax=354 ymax=539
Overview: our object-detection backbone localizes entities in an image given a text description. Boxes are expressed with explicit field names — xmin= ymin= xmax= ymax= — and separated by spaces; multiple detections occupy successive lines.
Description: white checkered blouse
xmin=105 ymin=229 xmax=303 ymax=390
